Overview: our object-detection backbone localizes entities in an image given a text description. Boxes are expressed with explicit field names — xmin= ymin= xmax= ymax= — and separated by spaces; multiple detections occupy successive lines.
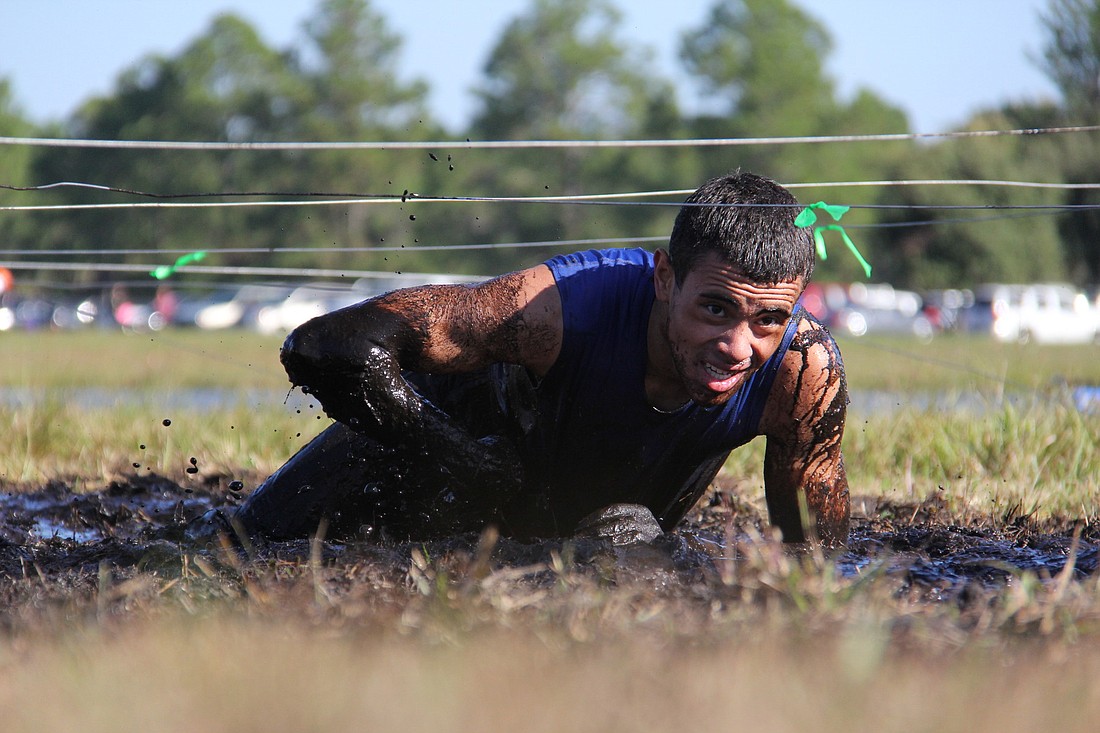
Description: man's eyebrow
xmin=700 ymin=291 xmax=793 ymax=317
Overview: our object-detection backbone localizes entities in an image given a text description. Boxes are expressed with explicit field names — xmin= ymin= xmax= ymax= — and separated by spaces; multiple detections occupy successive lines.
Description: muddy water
xmin=0 ymin=477 xmax=1094 ymax=605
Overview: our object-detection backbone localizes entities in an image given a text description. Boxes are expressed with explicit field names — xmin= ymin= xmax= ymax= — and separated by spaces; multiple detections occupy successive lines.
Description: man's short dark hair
xmin=667 ymin=171 xmax=815 ymax=286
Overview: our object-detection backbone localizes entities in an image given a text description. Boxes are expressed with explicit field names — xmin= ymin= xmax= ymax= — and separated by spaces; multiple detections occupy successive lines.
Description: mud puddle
xmin=0 ymin=476 xmax=1095 ymax=605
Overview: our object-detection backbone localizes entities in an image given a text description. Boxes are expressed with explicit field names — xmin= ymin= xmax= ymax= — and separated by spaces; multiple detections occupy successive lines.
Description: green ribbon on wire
xmin=795 ymin=201 xmax=872 ymax=278
xmin=151 ymin=251 xmax=206 ymax=280
xmin=811 ymin=225 xmax=872 ymax=279
xmin=795 ymin=201 xmax=849 ymax=228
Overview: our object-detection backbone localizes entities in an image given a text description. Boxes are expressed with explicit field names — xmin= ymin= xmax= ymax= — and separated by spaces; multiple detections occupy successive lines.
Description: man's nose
xmin=715 ymin=322 xmax=754 ymax=364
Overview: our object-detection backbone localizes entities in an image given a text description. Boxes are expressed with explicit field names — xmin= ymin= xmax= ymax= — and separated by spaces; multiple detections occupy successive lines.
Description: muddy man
xmin=230 ymin=171 xmax=851 ymax=547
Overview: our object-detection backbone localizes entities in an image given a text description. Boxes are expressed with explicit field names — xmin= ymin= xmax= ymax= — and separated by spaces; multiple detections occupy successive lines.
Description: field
xmin=1 ymin=328 xmax=1099 ymax=732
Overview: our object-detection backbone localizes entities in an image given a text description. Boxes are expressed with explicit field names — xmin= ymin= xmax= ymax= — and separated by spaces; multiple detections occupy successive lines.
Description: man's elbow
xmin=280 ymin=315 xmax=332 ymax=389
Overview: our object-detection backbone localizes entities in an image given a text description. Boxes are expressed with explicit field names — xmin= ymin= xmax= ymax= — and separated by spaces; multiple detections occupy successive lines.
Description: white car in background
xmin=254 ymin=284 xmax=363 ymax=335
xmin=984 ymin=283 xmax=1100 ymax=344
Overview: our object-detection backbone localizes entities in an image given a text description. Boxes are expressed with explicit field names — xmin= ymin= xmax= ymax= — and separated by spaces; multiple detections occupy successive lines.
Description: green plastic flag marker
xmin=151 ymin=251 xmax=206 ymax=280
xmin=795 ymin=201 xmax=871 ymax=278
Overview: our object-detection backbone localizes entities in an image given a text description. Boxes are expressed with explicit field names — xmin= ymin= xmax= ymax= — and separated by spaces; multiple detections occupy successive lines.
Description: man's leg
xmin=232 ymin=420 xmax=510 ymax=541
xmin=233 ymin=421 xmax=409 ymax=540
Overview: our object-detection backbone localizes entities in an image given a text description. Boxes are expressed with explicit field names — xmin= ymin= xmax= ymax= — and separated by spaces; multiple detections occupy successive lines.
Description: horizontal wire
xmin=2 ymin=125 xmax=1098 ymax=151
xmin=0 ymin=207 xmax=1067 ymax=261
xmin=0 ymin=208 xmax=1073 ymax=269
xmin=2 ymin=178 xmax=1096 ymax=215
xmin=0 ymin=236 xmax=667 ymax=258
xmin=5 ymin=177 xmax=1099 ymax=203
xmin=0 ymin=260 xmax=487 ymax=281
xmin=0 ymin=206 xmax=1068 ymax=276
xmin=4 ymin=197 xmax=1099 ymax=215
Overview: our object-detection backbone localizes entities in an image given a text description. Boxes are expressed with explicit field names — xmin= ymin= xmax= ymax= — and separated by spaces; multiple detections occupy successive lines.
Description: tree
xmin=1035 ymin=0 xmax=1100 ymax=120
xmin=0 ymin=78 xmax=36 ymax=264
xmin=471 ymin=0 xmax=668 ymax=140
xmin=678 ymin=0 xmax=909 ymax=186
xmin=300 ymin=0 xmax=430 ymax=138
xmin=24 ymin=3 xmax=449 ymax=283
xmin=680 ymin=0 xmax=835 ymax=135
xmin=461 ymin=0 xmax=686 ymax=266
xmin=0 ymin=78 xmax=33 ymax=189
xmin=1032 ymin=0 xmax=1100 ymax=284
xmin=868 ymin=107 xmax=1067 ymax=288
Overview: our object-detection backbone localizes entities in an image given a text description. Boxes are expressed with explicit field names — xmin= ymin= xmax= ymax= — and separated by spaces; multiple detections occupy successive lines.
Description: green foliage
xmin=868 ymin=111 xmax=1068 ymax=287
xmin=1036 ymin=0 xmax=1100 ymax=120
xmin=0 ymin=78 xmax=36 ymax=248
xmin=680 ymin=0 xmax=835 ymax=133
xmin=472 ymin=0 xmax=665 ymax=140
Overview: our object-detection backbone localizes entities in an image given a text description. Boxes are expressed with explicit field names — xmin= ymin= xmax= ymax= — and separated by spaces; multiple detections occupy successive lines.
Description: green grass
xmin=0 ymin=329 xmax=287 ymax=390
xmin=1 ymin=329 xmax=1097 ymax=392
xmin=0 ymin=399 xmax=317 ymax=489
xmin=835 ymin=333 xmax=1100 ymax=392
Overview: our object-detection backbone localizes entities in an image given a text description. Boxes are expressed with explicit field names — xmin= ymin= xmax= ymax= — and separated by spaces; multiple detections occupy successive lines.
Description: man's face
xmin=654 ymin=250 xmax=803 ymax=407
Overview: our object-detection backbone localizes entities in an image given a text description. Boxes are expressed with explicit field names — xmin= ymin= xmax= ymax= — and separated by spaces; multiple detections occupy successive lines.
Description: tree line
xmin=0 ymin=0 xmax=1098 ymax=292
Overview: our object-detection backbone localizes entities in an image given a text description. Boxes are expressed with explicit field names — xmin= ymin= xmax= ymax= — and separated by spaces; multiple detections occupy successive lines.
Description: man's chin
xmin=695 ymin=366 xmax=761 ymax=405
xmin=689 ymin=384 xmax=742 ymax=408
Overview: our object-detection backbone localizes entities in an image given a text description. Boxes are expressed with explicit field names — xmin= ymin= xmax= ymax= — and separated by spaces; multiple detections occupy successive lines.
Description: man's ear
xmin=653 ymin=249 xmax=675 ymax=303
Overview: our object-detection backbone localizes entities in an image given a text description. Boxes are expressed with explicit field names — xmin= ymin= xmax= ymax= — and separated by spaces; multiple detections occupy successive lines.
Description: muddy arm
xmin=279 ymin=266 xmax=562 ymax=493
xmin=759 ymin=317 xmax=851 ymax=547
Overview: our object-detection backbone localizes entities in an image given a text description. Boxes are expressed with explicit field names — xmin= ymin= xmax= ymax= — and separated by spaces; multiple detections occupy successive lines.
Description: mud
xmin=0 ymin=475 xmax=1095 ymax=616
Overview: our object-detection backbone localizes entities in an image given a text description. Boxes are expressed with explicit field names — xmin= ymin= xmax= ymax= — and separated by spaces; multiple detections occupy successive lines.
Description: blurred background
xmin=0 ymin=0 xmax=1098 ymax=351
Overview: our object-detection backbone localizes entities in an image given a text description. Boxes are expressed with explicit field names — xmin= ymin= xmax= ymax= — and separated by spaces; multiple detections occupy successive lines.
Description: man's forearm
xmin=763 ymin=454 xmax=851 ymax=547
xmin=281 ymin=329 xmax=522 ymax=495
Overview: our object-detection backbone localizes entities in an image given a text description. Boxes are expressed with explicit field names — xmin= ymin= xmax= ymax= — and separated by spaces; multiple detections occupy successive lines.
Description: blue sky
xmin=0 ymin=0 xmax=1060 ymax=135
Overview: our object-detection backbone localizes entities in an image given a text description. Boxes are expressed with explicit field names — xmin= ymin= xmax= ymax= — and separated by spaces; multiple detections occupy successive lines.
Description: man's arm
xmin=279 ymin=265 xmax=562 ymax=491
xmin=758 ymin=315 xmax=851 ymax=547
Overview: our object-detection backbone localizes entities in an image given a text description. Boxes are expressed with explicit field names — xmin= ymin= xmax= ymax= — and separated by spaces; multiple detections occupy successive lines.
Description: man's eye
xmin=704 ymin=303 xmax=725 ymax=317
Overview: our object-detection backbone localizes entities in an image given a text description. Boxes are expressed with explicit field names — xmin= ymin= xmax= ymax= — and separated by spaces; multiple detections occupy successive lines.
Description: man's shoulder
xmin=545 ymin=248 xmax=654 ymax=280
xmin=760 ymin=311 xmax=847 ymax=436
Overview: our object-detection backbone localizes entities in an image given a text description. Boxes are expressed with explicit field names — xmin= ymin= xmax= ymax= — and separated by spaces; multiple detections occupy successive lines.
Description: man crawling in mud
xmin=223 ymin=171 xmax=851 ymax=547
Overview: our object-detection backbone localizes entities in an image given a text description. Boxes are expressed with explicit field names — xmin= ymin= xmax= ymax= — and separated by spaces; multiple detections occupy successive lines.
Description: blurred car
xmin=49 ymin=298 xmax=101 ymax=329
xmin=920 ymin=288 xmax=974 ymax=332
xmin=828 ymin=283 xmax=935 ymax=340
xmin=799 ymin=282 xmax=848 ymax=323
xmin=193 ymin=284 xmax=293 ymax=330
xmin=253 ymin=284 xmax=360 ymax=335
xmin=980 ymin=283 xmax=1100 ymax=344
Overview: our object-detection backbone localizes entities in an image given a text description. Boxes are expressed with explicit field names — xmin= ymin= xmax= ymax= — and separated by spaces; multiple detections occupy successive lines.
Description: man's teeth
xmin=704 ymin=363 xmax=734 ymax=380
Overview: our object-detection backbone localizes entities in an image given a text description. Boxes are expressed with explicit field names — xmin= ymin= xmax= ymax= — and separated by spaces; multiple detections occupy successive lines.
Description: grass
xmin=0 ymin=399 xmax=316 ymax=489
xmin=1 ymin=327 xmax=1099 ymax=732
xmin=834 ymin=333 xmax=1100 ymax=392
xmin=1 ymin=329 xmax=1097 ymax=392
xmin=0 ymin=329 xmax=287 ymax=390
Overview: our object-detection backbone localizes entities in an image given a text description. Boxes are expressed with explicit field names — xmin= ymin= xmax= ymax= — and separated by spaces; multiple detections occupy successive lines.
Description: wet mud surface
xmin=1 ymin=475 xmax=1096 ymax=617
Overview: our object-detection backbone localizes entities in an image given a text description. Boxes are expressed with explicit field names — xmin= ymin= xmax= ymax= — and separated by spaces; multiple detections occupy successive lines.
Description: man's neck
xmin=644 ymin=299 xmax=691 ymax=411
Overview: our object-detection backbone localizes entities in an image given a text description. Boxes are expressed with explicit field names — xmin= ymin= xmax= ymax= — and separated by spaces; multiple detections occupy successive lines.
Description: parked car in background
xmin=960 ymin=283 xmax=1100 ymax=344
xmin=827 ymin=282 xmax=935 ymax=340
xmin=920 ymin=288 xmax=974 ymax=333
xmin=254 ymin=283 xmax=363 ymax=335
xmin=193 ymin=284 xmax=294 ymax=330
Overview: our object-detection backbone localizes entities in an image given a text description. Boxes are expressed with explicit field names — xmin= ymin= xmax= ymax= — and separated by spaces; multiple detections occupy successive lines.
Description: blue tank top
xmin=526 ymin=248 xmax=800 ymax=532
xmin=411 ymin=248 xmax=801 ymax=536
